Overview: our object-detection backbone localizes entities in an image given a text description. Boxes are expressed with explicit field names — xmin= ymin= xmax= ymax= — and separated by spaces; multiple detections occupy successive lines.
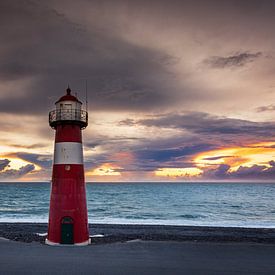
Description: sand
xmin=1 ymin=223 xmax=275 ymax=274
xmin=1 ymin=223 xmax=275 ymax=244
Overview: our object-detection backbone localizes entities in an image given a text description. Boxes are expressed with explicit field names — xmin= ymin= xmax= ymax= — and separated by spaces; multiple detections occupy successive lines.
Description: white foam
xmin=0 ymin=217 xmax=48 ymax=223
xmin=90 ymin=234 xmax=104 ymax=238
xmin=126 ymin=239 xmax=142 ymax=243
xmin=36 ymin=232 xmax=47 ymax=237
xmin=88 ymin=217 xmax=275 ymax=228
xmin=0 ymin=217 xmax=274 ymax=228
xmin=0 ymin=237 xmax=10 ymax=241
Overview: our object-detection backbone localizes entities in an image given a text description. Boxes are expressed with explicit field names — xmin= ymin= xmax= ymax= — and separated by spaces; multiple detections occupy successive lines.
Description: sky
xmin=0 ymin=0 xmax=275 ymax=182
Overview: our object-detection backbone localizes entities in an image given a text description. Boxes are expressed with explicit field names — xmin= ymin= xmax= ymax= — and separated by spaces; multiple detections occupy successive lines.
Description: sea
xmin=1 ymin=182 xmax=275 ymax=228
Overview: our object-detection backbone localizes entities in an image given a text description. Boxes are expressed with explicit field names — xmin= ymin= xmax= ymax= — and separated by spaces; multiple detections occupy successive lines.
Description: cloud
xmin=129 ymin=112 xmax=275 ymax=139
xmin=0 ymin=0 xmax=186 ymax=115
xmin=203 ymin=155 xmax=232 ymax=161
xmin=84 ymin=136 xmax=144 ymax=149
xmin=202 ymin=164 xmax=231 ymax=179
xmin=1 ymin=0 xmax=275 ymax=181
xmin=201 ymin=160 xmax=275 ymax=180
xmin=0 ymin=154 xmax=50 ymax=181
xmin=15 ymin=152 xmax=52 ymax=169
xmin=203 ymin=52 xmax=262 ymax=68
xmin=134 ymin=144 xmax=215 ymax=164
xmin=118 ymin=119 xmax=136 ymax=127
xmin=0 ymin=164 xmax=35 ymax=179
xmin=85 ymin=110 xmax=275 ymax=177
xmin=256 ymin=105 xmax=275 ymax=112
xmin=83 ymin=129 xmax=211 ymax=173
xmin=111 ymin=112 xmax=275 ymax=177
xmin=9 ymin=143 xmax=49 ymax=149
xmin=0 ymin=159 xmax=10 ymax=171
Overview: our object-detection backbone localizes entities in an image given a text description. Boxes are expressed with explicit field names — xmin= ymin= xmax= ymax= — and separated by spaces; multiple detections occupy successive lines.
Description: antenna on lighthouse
xmin=85 ymin=79 xmax=88 ymax=113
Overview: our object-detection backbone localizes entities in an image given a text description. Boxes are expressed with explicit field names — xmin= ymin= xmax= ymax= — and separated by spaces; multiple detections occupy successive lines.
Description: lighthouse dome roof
xmin=55 ymin=87 xmax=82 ymax=104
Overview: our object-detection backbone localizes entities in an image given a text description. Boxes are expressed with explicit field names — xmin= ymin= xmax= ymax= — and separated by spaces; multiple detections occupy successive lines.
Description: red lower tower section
xmin=46 ymin=88 xmax=89 ymax=245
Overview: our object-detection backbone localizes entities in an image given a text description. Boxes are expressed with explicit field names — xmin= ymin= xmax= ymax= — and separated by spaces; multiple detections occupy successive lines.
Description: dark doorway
xmin=61 ymin=216 xmax=74 ymax=244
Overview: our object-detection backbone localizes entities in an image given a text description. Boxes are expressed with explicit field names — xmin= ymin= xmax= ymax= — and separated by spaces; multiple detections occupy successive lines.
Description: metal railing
xmin=49 ymin=109 xmax=88 ymax=128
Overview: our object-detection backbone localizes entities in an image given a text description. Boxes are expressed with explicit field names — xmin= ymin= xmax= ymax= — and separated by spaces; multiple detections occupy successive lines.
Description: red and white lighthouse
xmin=46 ymin=87 xmax=90 ymax=246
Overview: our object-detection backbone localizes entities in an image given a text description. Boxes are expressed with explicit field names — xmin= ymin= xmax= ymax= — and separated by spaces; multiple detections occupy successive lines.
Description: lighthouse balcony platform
xmin=49 ymin=109 xmax=88 ymax=129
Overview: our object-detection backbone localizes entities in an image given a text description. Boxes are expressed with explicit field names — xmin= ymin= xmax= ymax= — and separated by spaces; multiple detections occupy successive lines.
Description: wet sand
xmin=1 ymin=223 xmax=275 ymax=274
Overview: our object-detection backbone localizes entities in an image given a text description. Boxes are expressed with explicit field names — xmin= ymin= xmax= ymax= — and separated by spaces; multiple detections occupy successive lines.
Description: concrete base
xmin=45 ymin=238 xmax=91 ymax=246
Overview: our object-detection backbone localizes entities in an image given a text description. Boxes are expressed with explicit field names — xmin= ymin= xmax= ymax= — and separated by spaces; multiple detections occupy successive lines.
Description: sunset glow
xmin=194 ymin=142 xmax=275 ymax=171
xmin=6 ymin=158 xmax=41 ymax=171
xmin=155 ymin=168 xmax=202 ymax=178
xmin=0 ymin=1 xmax=274 ymax=181
xmin=86 ymin=164 xmax=122 ymax=177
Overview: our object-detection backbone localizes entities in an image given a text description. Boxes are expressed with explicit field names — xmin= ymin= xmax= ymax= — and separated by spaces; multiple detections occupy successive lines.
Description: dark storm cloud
xmin=113 ymin=111 xmax=275 ymax=174
xmin=202 ymin=164 xmax=230 ymax=179
xmin=0 ymin=0 xmax=184 ymax=114
xmin=134 ymin=144 xmax=214 ymax=162
xmin=87 ymin=110 xmax=274 ymax=174
xmin=118 ymin=144 xmax=215 ymax=172
xmin=201 ymin=161 xmax=275 ymax=180
xmin=1 ymin=0 xmax=275 ymax=181
xmin=84 ymin=127 xmax=217 ymax=172
xmin=0 ymin=0 xmax=275 ymax=115
xmin=130 ymin=112 xmax=275 ymax=138
xmin=0 ymin=0 xmax=84 ymax=81
xmin=15 ymin=152 xmax=52 ymax=169
xmin=130 ymin=142 xmax=216 ymax=171
xmin=204 ymin=52 xmax=262 ymax=68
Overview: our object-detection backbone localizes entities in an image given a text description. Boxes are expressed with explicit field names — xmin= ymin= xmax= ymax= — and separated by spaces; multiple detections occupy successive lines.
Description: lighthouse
xmin=46 ymin=87 xmax=90 ymax=246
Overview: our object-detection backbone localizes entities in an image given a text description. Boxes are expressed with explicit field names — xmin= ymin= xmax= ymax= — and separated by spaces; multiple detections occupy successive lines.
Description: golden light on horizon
xmin=86 ymin=163 xmax=122 ymax=176
xmin=194 ymin=142 xmax=275 ymax=171
xmin=155 ymin=167 xmax=202 ymax=178
xmin=1 ymin=156 xmax=42 ymax=174
xmin=1 ymin=157 xmax=41 ymax=171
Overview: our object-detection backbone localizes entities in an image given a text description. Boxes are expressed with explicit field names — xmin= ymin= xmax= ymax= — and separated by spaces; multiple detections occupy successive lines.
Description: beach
xmin=1 ymin=223 xmax=275 ymax=244
xmin=1 ymin=223 xmax=275 ymax=274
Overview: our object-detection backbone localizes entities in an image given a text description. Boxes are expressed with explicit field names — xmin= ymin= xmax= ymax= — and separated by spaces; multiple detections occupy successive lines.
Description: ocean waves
xmin=0 ymin=182 xmax=275 ymax=228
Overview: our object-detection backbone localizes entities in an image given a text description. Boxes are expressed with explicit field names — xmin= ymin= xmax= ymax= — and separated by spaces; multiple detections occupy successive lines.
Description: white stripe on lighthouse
xmin=54 ymin=142 xmax=83 ymax=164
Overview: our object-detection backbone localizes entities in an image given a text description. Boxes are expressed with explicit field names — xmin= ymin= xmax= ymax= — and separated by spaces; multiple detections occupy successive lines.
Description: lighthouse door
xmin=61 ymin=217 xmax=74 ymax=244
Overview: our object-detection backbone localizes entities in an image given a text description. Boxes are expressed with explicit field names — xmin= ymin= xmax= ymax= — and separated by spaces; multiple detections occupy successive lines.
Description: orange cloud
xmin=153 ymin=142 xmax=275 ymax=179
xmin=194 ymin=142 xmax=275 ymax=171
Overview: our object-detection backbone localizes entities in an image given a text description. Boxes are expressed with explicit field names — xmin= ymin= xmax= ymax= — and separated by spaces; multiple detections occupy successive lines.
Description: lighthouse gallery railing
xmin=49 ymin=109 xmax=88 ymax=128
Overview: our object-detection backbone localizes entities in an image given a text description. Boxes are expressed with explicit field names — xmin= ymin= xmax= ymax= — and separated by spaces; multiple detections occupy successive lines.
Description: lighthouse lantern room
xmin=46 ymin=87 xmax=90 ymax=245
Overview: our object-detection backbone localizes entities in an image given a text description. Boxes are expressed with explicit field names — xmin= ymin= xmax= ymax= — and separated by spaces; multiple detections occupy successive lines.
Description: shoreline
xmin=1 ymin=223 xmax=275 ymax=244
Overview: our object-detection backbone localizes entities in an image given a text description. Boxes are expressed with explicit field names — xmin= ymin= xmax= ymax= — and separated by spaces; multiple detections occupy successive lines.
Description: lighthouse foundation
xmin=45 ymin=238 xmax=91 ymax=246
